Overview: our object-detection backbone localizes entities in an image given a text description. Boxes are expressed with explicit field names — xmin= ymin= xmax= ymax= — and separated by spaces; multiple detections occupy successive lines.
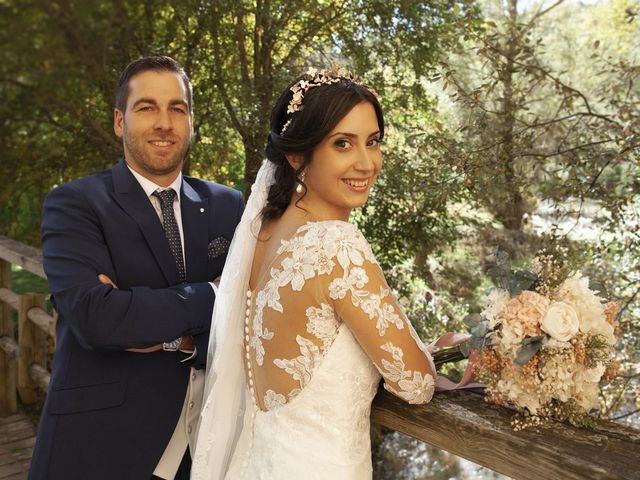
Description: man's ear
xmin=114 ymin=108 xmax=124 ymax=138
xmin=285 ymin=154 xmax=304 ymax=171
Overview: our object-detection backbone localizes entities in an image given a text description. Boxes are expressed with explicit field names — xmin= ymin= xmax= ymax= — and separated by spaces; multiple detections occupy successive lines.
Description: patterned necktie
xmin=152 ymin=188 xmax=186 ymax=282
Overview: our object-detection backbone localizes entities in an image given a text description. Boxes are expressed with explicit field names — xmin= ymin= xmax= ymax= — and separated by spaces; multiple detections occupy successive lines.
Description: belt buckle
xmin=162 ymin=338 xmax=181 ymax=352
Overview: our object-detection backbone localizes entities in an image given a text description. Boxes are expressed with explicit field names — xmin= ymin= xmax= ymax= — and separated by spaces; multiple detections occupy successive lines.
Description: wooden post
xmin=18 ymin=293 xmax=45 ymax=404
xmin=0 ymin=259 xmax=11 ymax=331
xmin=0 ymin=259 xmax=17 ymax=415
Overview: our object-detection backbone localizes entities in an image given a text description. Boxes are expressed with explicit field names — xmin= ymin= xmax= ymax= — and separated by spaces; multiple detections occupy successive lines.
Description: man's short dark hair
xmin=115 ymin=55 xmax=193 ymax=112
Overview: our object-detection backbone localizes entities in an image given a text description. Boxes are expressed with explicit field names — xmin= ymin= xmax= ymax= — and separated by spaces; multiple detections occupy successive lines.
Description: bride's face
xmin=301 ymin=101 xmax=382 ymax=221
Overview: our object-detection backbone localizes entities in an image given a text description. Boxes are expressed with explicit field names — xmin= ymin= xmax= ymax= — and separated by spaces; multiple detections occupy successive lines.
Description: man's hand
xmin=97 ymin=274 xmax=194 ymax=354
xmin=98 ymin=274 xmax=118 ymax=289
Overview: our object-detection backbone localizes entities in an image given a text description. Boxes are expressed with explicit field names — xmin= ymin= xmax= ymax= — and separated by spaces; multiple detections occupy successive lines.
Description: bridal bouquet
xmin=466 ymin=248 xmax=619 ymax=430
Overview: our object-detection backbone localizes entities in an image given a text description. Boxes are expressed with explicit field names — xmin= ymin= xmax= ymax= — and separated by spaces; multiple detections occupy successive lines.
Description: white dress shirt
xmin=127 ymin=165 xmax=206 ymax=480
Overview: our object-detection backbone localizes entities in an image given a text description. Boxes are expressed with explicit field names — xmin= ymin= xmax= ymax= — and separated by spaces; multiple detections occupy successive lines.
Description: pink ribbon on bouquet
xmin=426 ymin=332 xmax=485 ymax=391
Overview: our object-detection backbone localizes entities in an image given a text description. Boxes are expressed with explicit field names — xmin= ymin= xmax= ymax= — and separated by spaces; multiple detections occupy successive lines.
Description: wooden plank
xmin=2 ymin=473 xmax=28 ymax=480
xmin=0 ymin=338 xmax=18 ymax=360
xmin=26 ymin=308 xmax=55 ymax=338
xmin=0 ymin=437 xmax=35 ymax=454
xmin=371 ymin=388 xmax=640 ymax=480
xmin=0 ymin=238 xmax=44 ymax=279
xmin=0 ymin=340 xmax=17 ymax=416
xmin=17 ymin=295 xmax=43 ymax=405
xmin=0 ymin=412 xmax=34 ymax=480
xmin=0 ymin=457 xmax=30 ymax=479
xmin=0 ymin=259 xmax=12 ymax=327
xmin=0 ymin=291 xmax=18 ymax=313
xmin=0 ymin=260 xmax=14 ymax=416
xmin=0 ymin=421 xmax=34 ymax=446
xmin=0 ymin=447 xmax=33 ymax=467
xmin=28 ymin=365 xmax=49 ymax=393
xmin=0 ymin=447 xmax=29 ymax=464
xmin=0 ymin=416 xmax=25 ymax=427
xmin=0 ymin=461 xmax=27 ymax=479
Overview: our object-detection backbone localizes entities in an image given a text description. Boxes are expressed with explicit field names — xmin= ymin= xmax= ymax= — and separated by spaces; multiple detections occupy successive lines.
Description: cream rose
xmin=557 ymin=272 xmax=616 ymax=345
xmin=540 ymin=301 xmax=580 ymax=342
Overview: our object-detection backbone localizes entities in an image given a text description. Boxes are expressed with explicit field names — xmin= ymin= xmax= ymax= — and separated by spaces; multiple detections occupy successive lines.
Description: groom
xmin=28 ymin=56 xmax=244 ymax=480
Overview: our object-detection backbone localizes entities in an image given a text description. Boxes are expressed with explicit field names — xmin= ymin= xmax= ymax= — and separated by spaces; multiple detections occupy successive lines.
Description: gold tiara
xmin=280 ymin=65 xmax=376 ymax=135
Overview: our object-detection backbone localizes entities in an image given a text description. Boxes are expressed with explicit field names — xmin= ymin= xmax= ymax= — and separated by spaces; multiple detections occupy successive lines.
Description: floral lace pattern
xmin=273 ymin=335 xmax=322 ymax=398
xmin=263 ymin=389 xmax=286 ymax=410
xmin=246 ymin=220 xmax=435 ymax=411
xmin=379 ymin=343 xmax=435 ymax=404
xmin=306 ymin=303 xmax=340 ymax=349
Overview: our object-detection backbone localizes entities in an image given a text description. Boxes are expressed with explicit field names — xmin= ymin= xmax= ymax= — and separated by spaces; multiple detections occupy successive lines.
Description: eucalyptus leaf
xmin=470 ymin=321 xmax=489 ymax=339
xmin=486 ymin=266 xmax=511 ymax=289
xmin=463 ymin=313 xmax=483 ymax=328
xmin=514 ymin=336 xmax=545 ymax=365
xmin=589 ymin=278 xmax=608 ymax=298
xmin=509 ymin=270 xmax=538 ymax=295
xmin=468 ymin=335 xmax=487 ymax=352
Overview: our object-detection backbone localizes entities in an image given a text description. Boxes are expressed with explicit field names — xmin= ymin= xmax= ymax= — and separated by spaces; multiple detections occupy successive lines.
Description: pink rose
xmin=500 ymin=291 xmax=549 ymax=342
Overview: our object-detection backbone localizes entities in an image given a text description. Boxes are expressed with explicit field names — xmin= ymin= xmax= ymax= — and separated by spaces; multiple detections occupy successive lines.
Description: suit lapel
xmin=111 ymin=160 xmax=180 ymax=285
xmin=181 ymin=179 xmax=208 ymax=282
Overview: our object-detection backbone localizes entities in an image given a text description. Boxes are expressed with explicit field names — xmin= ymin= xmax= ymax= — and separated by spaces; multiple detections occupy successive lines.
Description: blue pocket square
xmin=208 ymin=237 xmax=230 ymax=259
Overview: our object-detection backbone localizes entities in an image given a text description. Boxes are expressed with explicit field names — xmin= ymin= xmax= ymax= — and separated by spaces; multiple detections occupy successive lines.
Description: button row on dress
xmin=240 ymin=288 xmax=257 ymax=474
xmin=244 ymin=289 xmax=258 ymax=408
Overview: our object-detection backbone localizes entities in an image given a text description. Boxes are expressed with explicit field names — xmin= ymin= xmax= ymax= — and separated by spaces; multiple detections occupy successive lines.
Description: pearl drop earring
xmin=296 ymin=171 xmax=306 ymax=194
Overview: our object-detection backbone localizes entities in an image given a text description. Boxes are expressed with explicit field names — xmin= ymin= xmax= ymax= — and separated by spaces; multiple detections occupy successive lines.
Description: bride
xmin=192 ymin=66 xmax=437 ymax=479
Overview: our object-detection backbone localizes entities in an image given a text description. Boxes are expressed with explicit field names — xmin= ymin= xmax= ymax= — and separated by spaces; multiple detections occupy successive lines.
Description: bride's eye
xmin=334 ymin=139 xmax=352 ymax=150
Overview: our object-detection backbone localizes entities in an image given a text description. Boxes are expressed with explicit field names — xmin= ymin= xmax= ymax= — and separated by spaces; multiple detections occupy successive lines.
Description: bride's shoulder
xmin=297 ymin=220 xmax=376 ymax=262
xmin=298 ymin=220 xmax=363 ymax=239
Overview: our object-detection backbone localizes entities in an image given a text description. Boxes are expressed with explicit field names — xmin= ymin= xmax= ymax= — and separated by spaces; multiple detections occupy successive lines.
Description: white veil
xmin=191 ymin=160 xmax=276 ymax=480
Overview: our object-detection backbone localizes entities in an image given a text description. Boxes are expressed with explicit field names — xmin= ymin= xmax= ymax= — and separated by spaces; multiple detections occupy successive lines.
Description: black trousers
xmin=150 ymin=448 xmax=191 ymax=480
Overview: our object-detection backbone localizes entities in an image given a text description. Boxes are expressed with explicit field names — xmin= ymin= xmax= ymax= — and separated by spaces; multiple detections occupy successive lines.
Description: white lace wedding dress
xmin=211 ymin=220 xmax=436 ymax=479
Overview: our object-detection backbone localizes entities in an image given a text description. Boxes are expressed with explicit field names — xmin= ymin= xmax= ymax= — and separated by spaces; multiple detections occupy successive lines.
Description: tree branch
xmin=619 ymin=283 xmax=640 ymax=317
xmin=528 ymin=0 xmax=564 ymax=26
xmin=520 ymin=139 xmax=615 ymax=158
xmin=610 ymin=408 xmax=640 ymax=421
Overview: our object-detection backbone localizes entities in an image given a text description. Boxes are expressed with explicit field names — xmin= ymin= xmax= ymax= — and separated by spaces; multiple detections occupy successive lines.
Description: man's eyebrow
xmin=131 ymin=98 xmax=157 ymax=108
xmin=169 ymin=99 xmax=189 ymax=108
xmin=131 ymin=98 xmax=189 ymax=108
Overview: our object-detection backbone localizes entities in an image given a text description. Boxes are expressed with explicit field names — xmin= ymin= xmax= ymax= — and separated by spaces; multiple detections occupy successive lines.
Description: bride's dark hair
xmin=261 ymin=72 xmax=385 ymax=221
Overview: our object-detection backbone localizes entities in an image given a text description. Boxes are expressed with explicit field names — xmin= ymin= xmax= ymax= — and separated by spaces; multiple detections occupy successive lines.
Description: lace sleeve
xmin=324 ymin=223 xmax=436 ymax=405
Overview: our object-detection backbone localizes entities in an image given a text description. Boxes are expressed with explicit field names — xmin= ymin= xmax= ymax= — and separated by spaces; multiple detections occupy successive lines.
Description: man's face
xmin=114 ymin=70 xmax=192 ymax=181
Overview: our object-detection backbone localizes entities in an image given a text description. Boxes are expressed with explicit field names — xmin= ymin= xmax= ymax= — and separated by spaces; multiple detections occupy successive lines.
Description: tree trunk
xmin=495 ymin=0 xmax=525 ymax=231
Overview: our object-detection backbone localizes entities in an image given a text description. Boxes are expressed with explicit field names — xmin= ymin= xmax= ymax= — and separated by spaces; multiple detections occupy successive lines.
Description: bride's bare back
xmin=243 ymin=218 xmax=435 ymax=412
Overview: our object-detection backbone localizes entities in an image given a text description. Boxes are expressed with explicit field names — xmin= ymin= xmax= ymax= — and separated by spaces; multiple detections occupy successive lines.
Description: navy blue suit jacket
xmin=29 ymin=160 xmax=244 ymax=480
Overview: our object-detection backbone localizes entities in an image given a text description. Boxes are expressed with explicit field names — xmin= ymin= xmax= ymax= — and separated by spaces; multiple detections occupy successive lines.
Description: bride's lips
xmin=341 ymin=177 xmax=371 ymax=192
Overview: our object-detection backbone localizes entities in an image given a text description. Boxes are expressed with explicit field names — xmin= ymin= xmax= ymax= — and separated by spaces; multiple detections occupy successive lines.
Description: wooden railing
xmin=0 ymin=237 xmax=54 ymax=415
xmin=0 ymin=235 xmax=639 ymax=479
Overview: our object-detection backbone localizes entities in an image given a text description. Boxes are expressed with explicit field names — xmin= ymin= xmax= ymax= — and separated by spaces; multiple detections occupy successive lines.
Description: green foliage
xmin=0 ymin=0 xmax=479 ymax=240
xmin=11 ymin=266 xmax=49 ymax=295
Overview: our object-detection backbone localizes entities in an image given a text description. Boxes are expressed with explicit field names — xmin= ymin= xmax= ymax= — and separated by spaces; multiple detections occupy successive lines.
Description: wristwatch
xmin=162 ymin=337 xmax=182 ymax=351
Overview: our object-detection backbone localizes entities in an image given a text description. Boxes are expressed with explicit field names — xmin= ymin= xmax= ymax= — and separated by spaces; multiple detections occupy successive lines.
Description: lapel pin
xmin=200 ymin=208 xmax=205 ymax=213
